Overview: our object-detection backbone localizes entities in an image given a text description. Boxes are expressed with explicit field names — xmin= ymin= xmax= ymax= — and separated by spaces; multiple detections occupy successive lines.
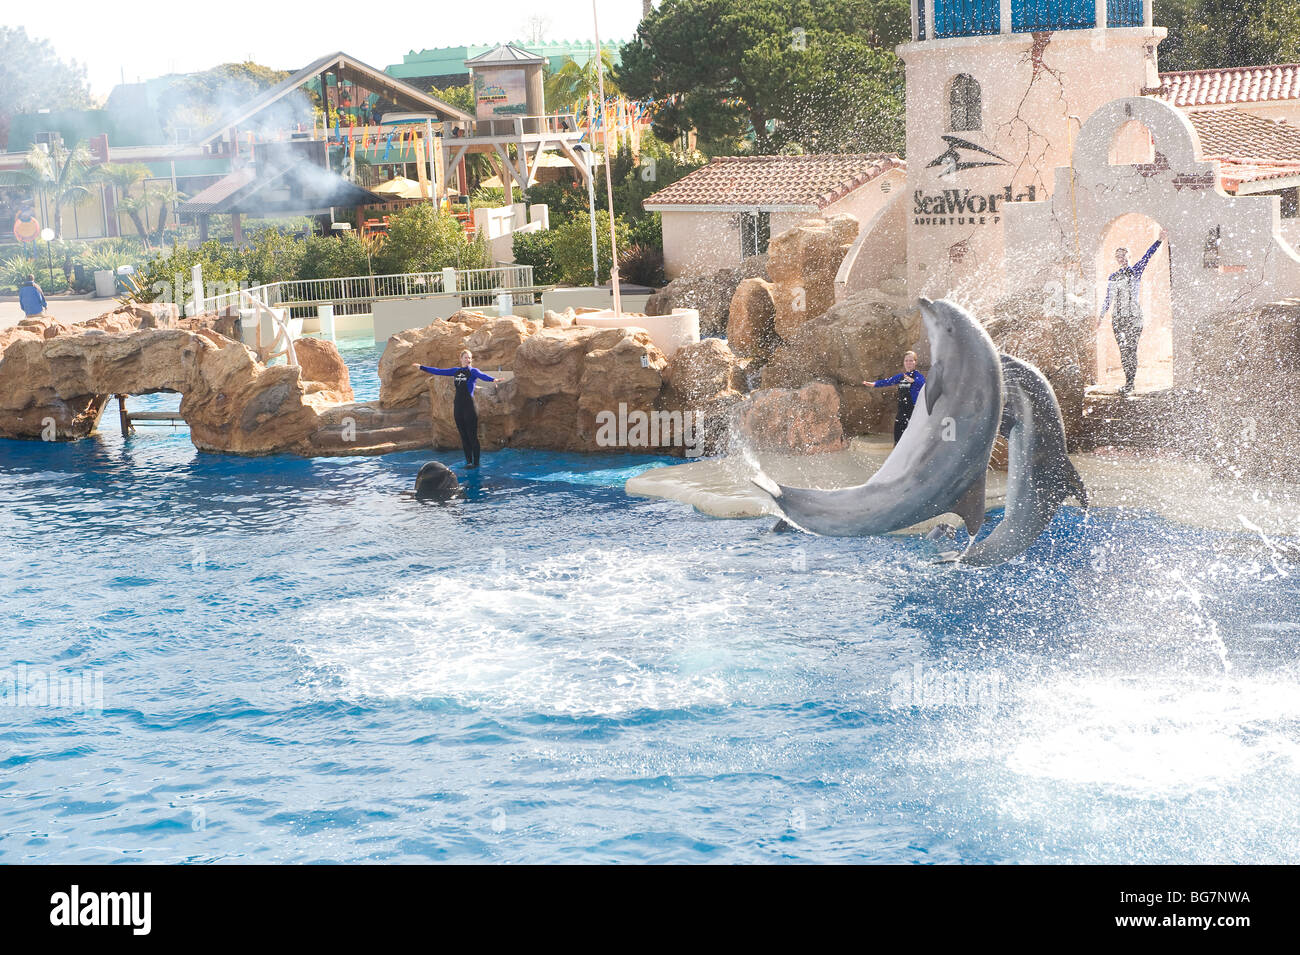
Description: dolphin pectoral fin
xmin=951 ymin=471 xmax=988 ymax=535
xmin=1064 ymin=459 xmax=1088 ymax=507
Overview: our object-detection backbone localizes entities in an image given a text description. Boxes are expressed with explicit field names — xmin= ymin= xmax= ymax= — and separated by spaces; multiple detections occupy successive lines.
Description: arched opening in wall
xmin=1094 ymin=212 xmax=1173 ymax=394
xmin=1108 ymin=119 xmax=1156 ymax=166
xmin=948 ymin=74 xmax=982 ymax=132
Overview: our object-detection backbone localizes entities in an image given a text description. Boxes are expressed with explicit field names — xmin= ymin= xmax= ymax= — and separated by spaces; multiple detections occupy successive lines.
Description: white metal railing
xmin=202 ymin=264 xmax=537 ymax=317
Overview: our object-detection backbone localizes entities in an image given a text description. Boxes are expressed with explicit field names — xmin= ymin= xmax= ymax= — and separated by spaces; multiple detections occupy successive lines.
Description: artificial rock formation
xmin=0 ymin=329 xmax=322 ymax=453
xmin=762 ymin=292 xmax=923 ymax=436
xmin=646 ymin=254 xmax=768 ymax=338
xmin=1199 ymin=297 xmax=1300 ymax=479
xmin=658 ymin=337 xmax=748 ymax=455
xmin=0 ymin=304 xmax=372 ymax=455
xmin=726 ymin=277 xmax=778 ymax=361
xmin=767 ymin=214 xmax=858 ymax=342
xmin=730 ymin=382 xmax=846 ymax=455
xmin=293 ymin=336 xmax=355 ymax=402
xmin=379 ymin=310 xmax=680 ymax=454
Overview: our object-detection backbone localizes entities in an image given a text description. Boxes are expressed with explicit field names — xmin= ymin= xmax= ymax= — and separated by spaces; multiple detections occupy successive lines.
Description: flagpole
xmin=592 ymin=0 xmax=621 ymax=316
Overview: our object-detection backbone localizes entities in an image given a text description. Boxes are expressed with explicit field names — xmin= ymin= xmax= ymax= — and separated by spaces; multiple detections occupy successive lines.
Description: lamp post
xmin=40 ymin=228 xmax=56 ymax=290
xmin=573 ymin=143 xmax=599 ymax=286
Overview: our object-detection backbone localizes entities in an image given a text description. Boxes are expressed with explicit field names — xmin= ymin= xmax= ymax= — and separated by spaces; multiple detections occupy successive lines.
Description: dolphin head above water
xmin=751 ymin=297 xmax=1003 ymax=537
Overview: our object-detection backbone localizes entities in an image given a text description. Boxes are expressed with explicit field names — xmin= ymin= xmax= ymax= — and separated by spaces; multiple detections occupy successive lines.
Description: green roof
xmin=386 ymin=40 xmax=621 ymax=80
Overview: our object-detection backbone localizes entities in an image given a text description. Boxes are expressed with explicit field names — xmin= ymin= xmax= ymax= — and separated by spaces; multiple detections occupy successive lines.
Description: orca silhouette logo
xmin=926 ymin=136 xmax=1011 ymax=176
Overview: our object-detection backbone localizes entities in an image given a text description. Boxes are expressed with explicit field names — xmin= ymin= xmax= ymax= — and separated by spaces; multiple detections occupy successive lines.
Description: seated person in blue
xmin=865 ymin=350 xmax=926 ymax=445
xmin=412 ymin=349 xmax=495 ymax=468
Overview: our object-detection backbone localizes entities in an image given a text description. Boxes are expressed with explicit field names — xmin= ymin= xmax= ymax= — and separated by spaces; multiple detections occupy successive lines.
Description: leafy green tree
xmin=549 ymin=211 xmax=629 ymax=285
xmin=512 ymin=229 xmax=560 ymax=285
xmin=0 ymin=28 xmax=92 ymax=150
xmin=375 ymin=203 xmax=491 ymax=273
xmin=233 ymin=229 xmax=307 ymax=285
xmin=1155 ymin=0 xmax=1300 ymax=72
xmin=155 ymin=62 xmax=302 ymax=137
xmin=430 ymin=83 xmax=475 ymax=114
xmin=544 ymin=52 xmax=621 ymax=110
xmin=296 ymin=234 xmax=373 ymax=281
xmin=619 ymin=0 xmax=909 ymax=154
xmin=131 ymin=241 xmax=247 ymax=306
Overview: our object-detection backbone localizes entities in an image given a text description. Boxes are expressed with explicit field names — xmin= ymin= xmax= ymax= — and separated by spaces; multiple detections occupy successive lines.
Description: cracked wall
xmin=899 ymin=26 xmax=1165 ymax=305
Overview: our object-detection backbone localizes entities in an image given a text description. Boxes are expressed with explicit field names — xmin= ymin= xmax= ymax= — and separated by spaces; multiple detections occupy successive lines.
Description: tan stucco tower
xmin=900 ymin=1 xmax=1165 ymax=301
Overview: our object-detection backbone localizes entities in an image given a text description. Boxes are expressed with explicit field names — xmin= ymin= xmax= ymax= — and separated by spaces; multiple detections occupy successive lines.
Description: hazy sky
xmin=14 ymin=0 xmax=646 ymax=98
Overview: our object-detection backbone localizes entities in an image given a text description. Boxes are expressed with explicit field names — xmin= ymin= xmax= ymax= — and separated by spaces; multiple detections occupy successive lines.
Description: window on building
xmin=949 ymin=74 xmax=982 ymax=131
xmin=740 ymin=211 xmax=770 ymax=258
xmin=1203 ymin=226 xmax=1221 ymax=270
xmin=1256 ymin=187 xmax=1299 ymax=218
xmin=34 ymin=131 xmax=63 ymax=149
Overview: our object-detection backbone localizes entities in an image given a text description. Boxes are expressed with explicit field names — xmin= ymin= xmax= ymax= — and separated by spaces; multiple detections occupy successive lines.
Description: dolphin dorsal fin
xmin=952 ymin=470 xmax=988 ymax=535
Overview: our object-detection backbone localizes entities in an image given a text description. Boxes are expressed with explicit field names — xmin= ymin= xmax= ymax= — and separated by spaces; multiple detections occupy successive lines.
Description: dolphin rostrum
xmin=751 ymin=298 xmax=1003 ymax=537
xmin=957 ymin=353 xmax=1088 ymax=566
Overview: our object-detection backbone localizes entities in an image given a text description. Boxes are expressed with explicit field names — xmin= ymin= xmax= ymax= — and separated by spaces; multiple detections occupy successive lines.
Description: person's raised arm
xmin=470 ymin=368 xmax=496 ymax=383
xmin=1132 ymin=230 xmax=1168 ymax=277
xmin=413 ymin=364 xmax=455 ymax=375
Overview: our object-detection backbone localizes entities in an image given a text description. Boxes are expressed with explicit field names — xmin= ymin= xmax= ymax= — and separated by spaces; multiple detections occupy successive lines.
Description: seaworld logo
xmin=912 ymin=184 xmax=1038 ymax=227
xmin=926 ymin=135 xmax=1011 ymax=176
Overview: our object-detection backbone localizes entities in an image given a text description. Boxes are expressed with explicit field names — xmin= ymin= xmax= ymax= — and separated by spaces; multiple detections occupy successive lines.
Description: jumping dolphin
xmin=957 ymin=354 xmax=1088 ymax=566
xmin=751 ymin=298 xmax=1003 ymax=537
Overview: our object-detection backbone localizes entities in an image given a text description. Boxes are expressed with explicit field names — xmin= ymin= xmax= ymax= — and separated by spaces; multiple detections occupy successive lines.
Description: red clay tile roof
xmin=1157 ymin=64 xmax=1300 ymax=108
xmin=1216 ymin=160 xmax=1300 ymax=192
xmin=642 ymin=153 xmax=904 ymax=210
xmin=1186 ymin=108 xmax=1300 ymax=162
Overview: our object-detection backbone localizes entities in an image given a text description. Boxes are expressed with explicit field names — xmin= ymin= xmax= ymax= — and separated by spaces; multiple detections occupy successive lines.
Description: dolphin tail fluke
xmin=951 ymin=471 xmax=988 ymax=535
xmin=1064 ymin=458 xmax=1088 ymax=508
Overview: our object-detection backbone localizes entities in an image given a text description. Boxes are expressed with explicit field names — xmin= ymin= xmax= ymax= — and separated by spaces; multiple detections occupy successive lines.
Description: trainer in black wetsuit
xmin=1098 ymin=230 xmax=1167 ymax=394
xmin=416 ymin=351 xmax=495 ymax=468
xmin=866 ymin=351 xmax=926 ymax=445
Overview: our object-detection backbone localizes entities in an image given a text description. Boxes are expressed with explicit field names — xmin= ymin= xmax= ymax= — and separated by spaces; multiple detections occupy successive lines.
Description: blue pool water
xmin=2 ymin=342 xmax=1299 ymax=863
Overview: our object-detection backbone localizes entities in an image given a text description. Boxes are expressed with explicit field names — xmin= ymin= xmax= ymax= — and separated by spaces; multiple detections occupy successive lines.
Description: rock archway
xmin=0 ymin=327 xmax=331 ymax=454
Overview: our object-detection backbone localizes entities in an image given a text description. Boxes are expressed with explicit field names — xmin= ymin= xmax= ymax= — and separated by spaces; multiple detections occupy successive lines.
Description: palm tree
xmin=0 ymin=140 xmax=95 ymax=238
xmin=544 ymin=52 xmax=620 ymax=111
xmin=94 ymin=163 xmax=153 ymax=242
xmin=93 ymin=164 xmax=184 ymax=249
xmin=148 ymin=182 xmax=182 ymax=243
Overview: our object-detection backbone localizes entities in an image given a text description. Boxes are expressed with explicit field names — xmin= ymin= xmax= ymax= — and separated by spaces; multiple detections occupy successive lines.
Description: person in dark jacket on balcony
xmin=18 ymin=275 xmax=47 ymax=317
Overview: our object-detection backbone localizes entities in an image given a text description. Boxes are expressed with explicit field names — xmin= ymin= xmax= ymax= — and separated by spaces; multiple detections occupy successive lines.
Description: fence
xmin=201 ymin=264 xmax=538 ymax=318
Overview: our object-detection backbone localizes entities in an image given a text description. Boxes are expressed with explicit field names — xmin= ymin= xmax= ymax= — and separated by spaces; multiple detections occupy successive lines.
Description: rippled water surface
xmin=2 ymin=341 xmax=1299 ymax=863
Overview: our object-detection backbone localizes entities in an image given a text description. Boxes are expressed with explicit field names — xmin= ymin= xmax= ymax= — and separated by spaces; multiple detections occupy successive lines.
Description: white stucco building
xmin=643 ymin=154 xmax=906 ymax=279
